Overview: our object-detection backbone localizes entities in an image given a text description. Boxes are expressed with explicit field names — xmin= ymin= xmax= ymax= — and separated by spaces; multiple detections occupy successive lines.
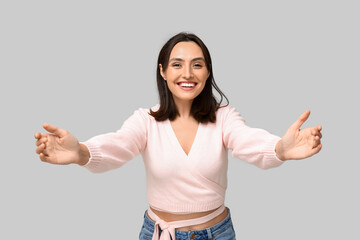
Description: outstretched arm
xmin=275 ymin=110 xmax=322 ymax=161
xmin=34 ymin=123 xmax=90 ymax=165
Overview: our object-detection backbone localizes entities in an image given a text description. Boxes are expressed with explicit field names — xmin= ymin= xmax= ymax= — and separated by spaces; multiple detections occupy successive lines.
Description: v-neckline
xmin=166 ymin=119 xmax=201 ymax=158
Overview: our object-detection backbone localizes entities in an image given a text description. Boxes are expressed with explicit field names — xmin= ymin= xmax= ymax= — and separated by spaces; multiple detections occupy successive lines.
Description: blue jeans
xmin=139 ymin=208 xmax=236 ymax=240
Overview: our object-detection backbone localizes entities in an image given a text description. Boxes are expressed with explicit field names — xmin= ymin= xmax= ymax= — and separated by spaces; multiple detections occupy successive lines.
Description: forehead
xmin=169 ymin=41 xmax=204 ymax=59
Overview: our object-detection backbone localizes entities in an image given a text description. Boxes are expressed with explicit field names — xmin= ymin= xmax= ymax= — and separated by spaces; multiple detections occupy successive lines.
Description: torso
xmin=169 ymin=117 xmax=199 ymax=155
xmin=156 ymin=117 xmax=227 ymax=230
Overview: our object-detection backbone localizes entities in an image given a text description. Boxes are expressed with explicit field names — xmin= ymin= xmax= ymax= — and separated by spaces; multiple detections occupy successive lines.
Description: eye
xmin=193 ymin=63 xmax=203 ymax=68
xmin=172 ymin=63 xmax=181 ymax=68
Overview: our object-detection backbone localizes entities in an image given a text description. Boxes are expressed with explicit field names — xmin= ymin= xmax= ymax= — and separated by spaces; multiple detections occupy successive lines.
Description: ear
xmin=159 ymin=64 xmax=166 ymax=80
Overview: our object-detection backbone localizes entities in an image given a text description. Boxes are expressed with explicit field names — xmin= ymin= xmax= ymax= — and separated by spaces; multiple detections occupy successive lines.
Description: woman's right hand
xmin=34 ymin=124 xmax=89 ymax=165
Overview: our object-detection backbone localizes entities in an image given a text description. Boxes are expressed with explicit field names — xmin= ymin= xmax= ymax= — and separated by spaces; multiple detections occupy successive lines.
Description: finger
xmin=35 ymin=132 xmax=48 ymax=139
xmin=311 ymin=129 xmax=323 ymax=140
xmin=34 ymin=132 xmax=42 ymax=139
xmin=313 ymin=135 xmax=321 ymax=146
xmin=311 ymin=126 xmax=321 ymax=134
xmin=291 ymin=110 xmax=311 ymax=130
xmin=36 ymin=143 xmax=46 ymax=154
xmin=39 ymin=153 xmax=50 ymax=162
xmin=43 ymin=123 xmax=66 ymax=137
xmin=36 ymin=137 xmax=48 ymax=146
xmin=317 ymin=126 xmax=322 ymax=139
xmin=314 ymin=131 xmax=322 ymax=139
xmin=311 ymin=143 xmax=322 ymax=155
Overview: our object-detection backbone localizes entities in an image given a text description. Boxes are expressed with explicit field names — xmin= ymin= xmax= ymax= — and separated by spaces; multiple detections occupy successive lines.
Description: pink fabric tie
xmin=147 ymin=205 xmax=226 ymax=240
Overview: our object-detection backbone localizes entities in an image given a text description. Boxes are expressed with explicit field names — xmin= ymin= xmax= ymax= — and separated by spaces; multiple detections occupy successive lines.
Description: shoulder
xmin=216 ymin=104 xmax=246 ymax=125
xmin=132 ymin=104 xmax=159 ymax=122
xmin=216 ymin=104 xmax=239 ymax=118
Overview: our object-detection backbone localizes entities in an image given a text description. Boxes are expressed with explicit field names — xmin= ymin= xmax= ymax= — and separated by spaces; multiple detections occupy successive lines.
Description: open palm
xmin=276 ymin=110 xmax=322 ymax=161
xmin=35 ymin=124 xmax=81 ymax=165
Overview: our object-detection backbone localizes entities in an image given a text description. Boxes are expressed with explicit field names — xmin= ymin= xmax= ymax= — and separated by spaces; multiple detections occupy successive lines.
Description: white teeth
xmin=179 ymin=83 xmax=195 ymax=87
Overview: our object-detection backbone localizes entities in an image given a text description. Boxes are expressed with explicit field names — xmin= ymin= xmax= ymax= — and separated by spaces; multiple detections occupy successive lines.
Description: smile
xmin=177 ymin=82 xmax=197 ymax=90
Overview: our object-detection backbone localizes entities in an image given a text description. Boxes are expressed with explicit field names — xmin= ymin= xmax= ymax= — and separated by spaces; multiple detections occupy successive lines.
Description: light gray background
xmin=1 ymin=0 xmax=359 ymax=239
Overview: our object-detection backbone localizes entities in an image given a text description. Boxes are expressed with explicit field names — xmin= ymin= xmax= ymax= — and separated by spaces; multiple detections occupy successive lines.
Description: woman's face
xmin=160 ymin=41 xmax=210 ymax=106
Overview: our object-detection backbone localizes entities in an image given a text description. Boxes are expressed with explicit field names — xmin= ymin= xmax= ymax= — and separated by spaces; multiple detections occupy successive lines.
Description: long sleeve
xmin=81 ymin=108 xmax=148 ymax=173
xmin=222 ymin=106 xmax=284 ymax=169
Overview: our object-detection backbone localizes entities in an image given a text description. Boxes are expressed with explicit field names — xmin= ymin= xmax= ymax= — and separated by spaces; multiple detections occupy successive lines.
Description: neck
xmin=174 ymin=99 xmax=193 ymax=119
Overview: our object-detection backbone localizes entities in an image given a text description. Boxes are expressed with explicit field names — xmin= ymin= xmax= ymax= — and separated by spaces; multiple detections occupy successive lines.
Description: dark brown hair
xmin=150 ymin=32 xmax=229 ymax=123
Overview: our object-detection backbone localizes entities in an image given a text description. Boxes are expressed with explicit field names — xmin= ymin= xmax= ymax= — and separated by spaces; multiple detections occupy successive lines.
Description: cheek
xmin=198 ymin=69 xmax=209 ymax=80
xmin=166 ymin=69 xmax=180 ymax=79
xmin=200 ymin=73 xmax=209 ymax=82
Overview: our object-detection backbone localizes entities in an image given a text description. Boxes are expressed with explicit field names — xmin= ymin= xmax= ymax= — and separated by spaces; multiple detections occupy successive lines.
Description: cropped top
xmin=82 ymin=105 xmax=284 ymax=213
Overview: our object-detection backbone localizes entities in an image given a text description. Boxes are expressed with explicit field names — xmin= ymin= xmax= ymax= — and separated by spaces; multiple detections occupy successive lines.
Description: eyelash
xmin=172 ymin=63 xmax=203 ymax=68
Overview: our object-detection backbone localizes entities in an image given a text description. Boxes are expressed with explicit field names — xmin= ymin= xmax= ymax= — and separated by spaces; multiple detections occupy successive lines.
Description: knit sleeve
xmin=222 ymin=106 xmax=284 ymax=169
xmin=81 ymin=108 xmax=148 ymax=173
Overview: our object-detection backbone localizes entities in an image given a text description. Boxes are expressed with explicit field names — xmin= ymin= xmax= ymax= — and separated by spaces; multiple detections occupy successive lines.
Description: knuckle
xmin=40 ymin=155 xmax=48 ymax=162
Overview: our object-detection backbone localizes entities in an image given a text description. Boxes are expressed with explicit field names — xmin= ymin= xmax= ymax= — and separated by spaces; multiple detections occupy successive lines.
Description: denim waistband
xmin=142 ymin=207 xmax=234 ymax=239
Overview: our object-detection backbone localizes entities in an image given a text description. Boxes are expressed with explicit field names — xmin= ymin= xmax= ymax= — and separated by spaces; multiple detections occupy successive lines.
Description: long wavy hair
xmin=150 ymin=32 xmax=229 ymax=123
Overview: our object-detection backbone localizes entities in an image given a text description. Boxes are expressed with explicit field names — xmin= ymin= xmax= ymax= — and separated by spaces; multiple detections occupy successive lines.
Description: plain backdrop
xmin=1 ymin=0 xmax=359 ymax=239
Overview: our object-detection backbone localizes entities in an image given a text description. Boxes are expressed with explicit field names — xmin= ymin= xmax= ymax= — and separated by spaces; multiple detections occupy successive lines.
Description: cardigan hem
xmin=148 ymin=198 xmax=225 ymax=214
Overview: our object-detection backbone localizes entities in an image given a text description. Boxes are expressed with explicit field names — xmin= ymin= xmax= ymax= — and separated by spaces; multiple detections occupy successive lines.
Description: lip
xmin=177 ymin=81 xmax=197 ymax=84
xmin=177 ymin=81 xmax=197 ymax=91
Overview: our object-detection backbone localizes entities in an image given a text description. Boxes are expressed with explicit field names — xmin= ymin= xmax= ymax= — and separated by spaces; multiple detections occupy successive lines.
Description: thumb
xmin=290 ymin=110 xmax=311 ymax=130
xmin=43 ymin=123 xmax=67 ymax=137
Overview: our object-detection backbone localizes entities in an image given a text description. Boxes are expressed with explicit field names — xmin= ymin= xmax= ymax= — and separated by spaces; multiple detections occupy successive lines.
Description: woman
xmin=34 ymin=32 xmax=322 ymax=240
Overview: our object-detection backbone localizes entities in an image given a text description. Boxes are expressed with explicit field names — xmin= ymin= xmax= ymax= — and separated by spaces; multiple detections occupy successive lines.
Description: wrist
xmin=77 ymin=143 xmax=90 ymax=166
xmin=275 ymin=140 xmax=287 ymax=161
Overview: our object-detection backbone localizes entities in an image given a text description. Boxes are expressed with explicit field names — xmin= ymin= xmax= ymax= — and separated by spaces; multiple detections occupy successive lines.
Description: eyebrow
xmin=169 ymin=57 xmax=206 ymax=62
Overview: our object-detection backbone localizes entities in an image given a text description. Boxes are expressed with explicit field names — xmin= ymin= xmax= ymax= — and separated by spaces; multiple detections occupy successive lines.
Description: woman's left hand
xmin=276 ymin=110 xmax=322 ymax=161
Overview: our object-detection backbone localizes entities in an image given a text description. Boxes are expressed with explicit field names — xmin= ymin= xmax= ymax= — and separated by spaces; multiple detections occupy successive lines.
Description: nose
xmin=182 ymin=65 xmax=193 ymax=79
